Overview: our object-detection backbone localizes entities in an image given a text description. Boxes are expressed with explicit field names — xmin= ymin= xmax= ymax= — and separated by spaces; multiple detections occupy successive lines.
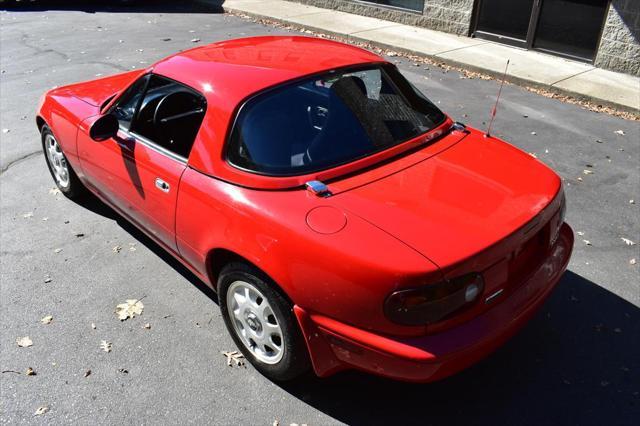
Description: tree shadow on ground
xmin=75 ymin=193 xmax=638 ymax=425
xmin=0 ymin=0 xmax=225 ymax=14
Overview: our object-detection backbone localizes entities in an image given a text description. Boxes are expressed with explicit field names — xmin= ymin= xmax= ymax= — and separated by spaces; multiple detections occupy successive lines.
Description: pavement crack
xmin=0 ymin=150 xmax=42 ymax=175
xmin=19 ymin=31 xmax=70 ymax=61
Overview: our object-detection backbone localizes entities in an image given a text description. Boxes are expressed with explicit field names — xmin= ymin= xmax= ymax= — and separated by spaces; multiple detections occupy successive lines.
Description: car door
xmin=78 ymin=74 xmax=206 ymax=252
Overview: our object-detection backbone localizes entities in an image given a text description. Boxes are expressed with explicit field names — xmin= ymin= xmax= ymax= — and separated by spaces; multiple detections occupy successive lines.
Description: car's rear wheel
xmin=41 ymin=125 xmax=85 ymax=199
xmin=218 ymin=262 xmax=310 ymax=381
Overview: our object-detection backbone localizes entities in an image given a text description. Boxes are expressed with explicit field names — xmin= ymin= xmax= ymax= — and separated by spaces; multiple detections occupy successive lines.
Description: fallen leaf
xmin=115 ymin=299 xmax=144 ymax=321
xmin=614 ymin=130 xmax=625 ymax=135
xmin=582 ymin=170 xmax=594 ymax=175
xmin=42 ymin=217 xmax=48 ymax=221
xmin=222 ymin=351 xmax=245 ymax=368
xmin=621 ymin=237 xmax=635 ymax=246
xmin=582 ymin=240 xmax=591 ymax=246
xmin=84 ymin=369 xmax=91 ymax=377
xmin=631 ymin=258 xmax=637 ymax=265
xmin=531 ymin=131 xmax=537 ymax=135
xmin=191 ymin=38 xmax=201 ymax=43
xmin=44 ymin=277 xmax=52 ymax=283
xmin=630 ymin=200 xmax=635 ymax=204
xmin=143 ymin=323 xmax=151 ymax=330
xmin=34 ymin=406 xmax=49 ymax=416
xmin=48 ymin=188 xmax=61 ymax=195
xmin=577 ymin=177 xmax=583 ymax=182
xmin=54 ymin=248 xmax=62 ymax=254
xmin=91 ymin=323 xmax=96 ymax=330
xmin=112 ymin=245 xmax=122 ymax=253
xmin=2 ymin=128 xmax=9 ymax=133
xmin=117 ymin=368 xmax=129 ymax=374
xmin=23 ymin=212 xmax=34 ymax=218
xmin=17 ymin=336 xmax=33 ymax=347
xmin=577 ymin=231 xmax=585 ymax=236
xmin=26 ymin=367 xmax=36 ymax=376
xmin=40 ymin=315 xmax=53 ymax=325
xmin=100 ymin=340 xmax=112 ymax=353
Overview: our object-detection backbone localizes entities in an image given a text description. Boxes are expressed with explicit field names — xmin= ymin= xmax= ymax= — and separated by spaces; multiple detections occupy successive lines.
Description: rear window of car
xmin=226 ymin=64 xmax=446 ymax=176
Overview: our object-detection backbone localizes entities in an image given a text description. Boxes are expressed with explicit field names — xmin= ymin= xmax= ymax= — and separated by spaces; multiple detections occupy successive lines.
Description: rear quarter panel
xmin=175 ymin=167 xmax=441 ymax=337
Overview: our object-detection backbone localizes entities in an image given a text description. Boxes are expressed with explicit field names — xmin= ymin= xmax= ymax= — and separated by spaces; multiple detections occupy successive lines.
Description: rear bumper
xmin=294 ymin=223 xmax=574 ymax=382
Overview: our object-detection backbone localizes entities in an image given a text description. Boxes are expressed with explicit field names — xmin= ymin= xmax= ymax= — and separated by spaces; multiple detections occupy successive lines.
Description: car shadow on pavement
xmin=278 ymin=271 xmax=639 ymax=426
xmin=73 ymin=193 xmax=638 ymax=425
xmin=74 ymin=193 xmax=219 ymax=304
xmin=0 ymin=0 xmax=224 ymax=14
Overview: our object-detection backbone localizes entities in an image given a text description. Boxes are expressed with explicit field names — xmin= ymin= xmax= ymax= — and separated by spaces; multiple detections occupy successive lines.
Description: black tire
xmin=41 ymin=124 xmax=85 ymax=199
xmin=218 ymin=262 xmax=310 ymax=381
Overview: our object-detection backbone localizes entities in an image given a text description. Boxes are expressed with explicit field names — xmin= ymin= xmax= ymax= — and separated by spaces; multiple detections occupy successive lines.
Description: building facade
xmin=291 ymin=0 xmax=640 ymax=76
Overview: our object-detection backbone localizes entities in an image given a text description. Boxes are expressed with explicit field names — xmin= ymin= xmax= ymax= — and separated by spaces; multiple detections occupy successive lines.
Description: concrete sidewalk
xmin=222 ymin=0 xmax=640 ymax=112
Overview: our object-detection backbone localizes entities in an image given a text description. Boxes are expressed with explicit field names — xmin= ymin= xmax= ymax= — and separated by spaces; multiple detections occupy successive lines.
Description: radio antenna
xmin=485 ymin=59 xmax=510 ymax=138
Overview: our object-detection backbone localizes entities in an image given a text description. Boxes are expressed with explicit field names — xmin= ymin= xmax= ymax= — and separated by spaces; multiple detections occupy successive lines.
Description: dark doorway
xmin=472 ymin=0 xmax=610 ymax=62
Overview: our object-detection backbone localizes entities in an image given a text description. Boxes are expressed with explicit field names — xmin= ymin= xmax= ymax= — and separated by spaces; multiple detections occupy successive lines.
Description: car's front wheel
xmin=41 ymin=125 xmax=85 ymax=199
xmin=218 ymin=262 xmax=310 ymax=381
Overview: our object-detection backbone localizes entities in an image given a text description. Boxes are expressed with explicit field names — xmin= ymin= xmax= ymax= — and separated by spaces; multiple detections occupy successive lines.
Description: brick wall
xmin=291 ymin=0 xmax=474 ymax=36
xmin=595 ymin=0 xmax=640 ymax=76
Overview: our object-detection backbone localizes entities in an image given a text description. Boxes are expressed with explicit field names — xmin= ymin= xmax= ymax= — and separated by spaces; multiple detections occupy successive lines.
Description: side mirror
xmin=89 ymin=114 xmax=119 ymax=142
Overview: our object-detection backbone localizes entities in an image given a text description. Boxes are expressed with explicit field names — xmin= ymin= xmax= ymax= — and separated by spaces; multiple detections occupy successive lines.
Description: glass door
xmin=473 ymin=0 xmax=537 ymax=47
xmin=533 ymin=0 xmax=609 ymax=61
xmin=472 ymin=0 xmax=609 ymax=62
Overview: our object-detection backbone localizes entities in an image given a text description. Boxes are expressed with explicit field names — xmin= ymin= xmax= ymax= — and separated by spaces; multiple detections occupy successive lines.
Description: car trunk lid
xmin=329 ymin=129 xmax=561 ymax=271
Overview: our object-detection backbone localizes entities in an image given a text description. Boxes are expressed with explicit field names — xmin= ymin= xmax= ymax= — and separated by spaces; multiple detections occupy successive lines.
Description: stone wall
xmin=291 ymin=0 xmax=474 ymax=36
xmin=595 ymin=0 xmax=640 ymax=76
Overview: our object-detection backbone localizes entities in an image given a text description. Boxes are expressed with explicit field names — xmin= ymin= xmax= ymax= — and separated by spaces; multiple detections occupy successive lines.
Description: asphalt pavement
xmin=1 ymin=2 xmax=639 ymax=425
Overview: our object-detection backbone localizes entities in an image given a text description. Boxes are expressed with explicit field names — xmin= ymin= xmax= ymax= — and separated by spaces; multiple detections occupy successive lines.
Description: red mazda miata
xmin=37 ymin=36 xmax=573 ymax=382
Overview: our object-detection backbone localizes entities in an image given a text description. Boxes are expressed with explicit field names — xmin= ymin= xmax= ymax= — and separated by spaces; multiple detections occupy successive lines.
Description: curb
xmin=223 ymin=6 xmax=639 ymax=116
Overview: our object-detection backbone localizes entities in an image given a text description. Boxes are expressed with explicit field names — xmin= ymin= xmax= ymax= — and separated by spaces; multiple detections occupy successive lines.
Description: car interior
xmin=229 ymin=66 xmax=444 ymax=175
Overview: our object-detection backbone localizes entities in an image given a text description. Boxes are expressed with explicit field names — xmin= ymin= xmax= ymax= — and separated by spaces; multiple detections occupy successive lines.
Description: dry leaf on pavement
xmin=115 ymin=299 xmax=144 ymax=320
xmin=614 ymin=130 xmax=625 ymax=135
xmin=33 ymin=406 xmax=49 ymax=416
xmin=222 ymin=351 xmax=245 ymax=367
xmin=621 ymin=237 xmax=635 ymax=246
xmin=40 ymin=315 xmax=53 ymax=325
xmin=100 ymin=340 xmax=112 ymax=353
xmin=17 ymin=336 xmax=33 ymax=347
xmin=26 ymin=367 xmax=36 ymax=376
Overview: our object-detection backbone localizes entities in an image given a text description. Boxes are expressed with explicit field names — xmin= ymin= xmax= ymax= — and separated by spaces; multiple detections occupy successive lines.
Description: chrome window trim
xmin=118 ymin=125 xmax=188 ymax=164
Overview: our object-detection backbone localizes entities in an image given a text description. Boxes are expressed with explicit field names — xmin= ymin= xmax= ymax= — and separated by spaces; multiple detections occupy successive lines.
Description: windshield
xmin=227 ymin=64 xmax=446 ymax=176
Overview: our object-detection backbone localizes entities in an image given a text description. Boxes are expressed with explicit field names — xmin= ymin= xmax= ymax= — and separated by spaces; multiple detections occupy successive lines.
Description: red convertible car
xmin=37 ymin=36 xmax=573 ymax=382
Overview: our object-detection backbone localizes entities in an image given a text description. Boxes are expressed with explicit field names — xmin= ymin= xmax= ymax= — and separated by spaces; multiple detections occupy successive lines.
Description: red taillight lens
xmin=384 ymin=274 xmax=484 ymax=326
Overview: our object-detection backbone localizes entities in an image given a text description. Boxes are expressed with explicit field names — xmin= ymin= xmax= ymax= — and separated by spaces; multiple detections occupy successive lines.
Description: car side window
xmin=111 ymin=75 xmax=149 ymax=130
xmin=130 ymin=75 xmax=206 ymax=159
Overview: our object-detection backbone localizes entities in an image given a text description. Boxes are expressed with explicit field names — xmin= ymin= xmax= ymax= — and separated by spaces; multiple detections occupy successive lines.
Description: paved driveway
xmin=1 ymin=2 xmax=638 ymax=425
